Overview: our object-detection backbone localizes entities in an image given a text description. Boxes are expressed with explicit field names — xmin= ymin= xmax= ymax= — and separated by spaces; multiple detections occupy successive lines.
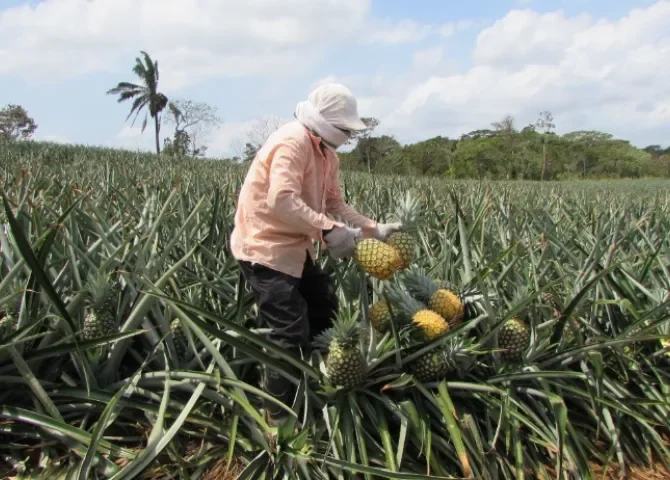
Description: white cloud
xmin=413 ymin=47 xmax=444 ymax=70
xmin=362 ymin=18 xmax=434 ymax=44
xmin=362 ymin=1 xmax=670 ymax=146
xmin=439 ymin=20 xmax=475 ymax=37
xmin=0 ymin=0 xmax=371 ymax=90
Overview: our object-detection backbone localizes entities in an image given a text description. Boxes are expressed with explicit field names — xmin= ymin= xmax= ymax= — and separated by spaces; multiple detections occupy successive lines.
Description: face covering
xmin=294 ymin=97 xmax=352 ymax=151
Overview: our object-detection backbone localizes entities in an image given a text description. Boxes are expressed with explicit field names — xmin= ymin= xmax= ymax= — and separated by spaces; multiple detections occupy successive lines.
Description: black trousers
xmin=238 ymin=252 xmax=338 ymax=418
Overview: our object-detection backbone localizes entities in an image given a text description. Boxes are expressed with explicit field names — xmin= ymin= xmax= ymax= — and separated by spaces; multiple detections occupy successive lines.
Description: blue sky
xmin=1 ymin=0 xmax=668 ymax=157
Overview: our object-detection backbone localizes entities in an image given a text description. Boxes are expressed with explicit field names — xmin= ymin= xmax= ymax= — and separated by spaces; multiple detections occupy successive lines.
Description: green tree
xmin=351 ymin=134 xmax=401 ymax=172
xmin=164 ymin=99 xmax=222 ymax=157
xmin=348 ymin=117 xmax=380 ymax=172
xmin=163 ymin=130 xmax=192 ymax=157
xmin=243 ymin=142 xmax=258 ymax=163
xmin=106 ymin=51 xmax=174 ymax=154
xmin=0 ymin=104 xmax=37 ymax=141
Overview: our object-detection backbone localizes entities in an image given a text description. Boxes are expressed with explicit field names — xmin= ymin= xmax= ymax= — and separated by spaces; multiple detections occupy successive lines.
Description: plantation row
xmin=1 ymin=141 xmax=669 ymax=479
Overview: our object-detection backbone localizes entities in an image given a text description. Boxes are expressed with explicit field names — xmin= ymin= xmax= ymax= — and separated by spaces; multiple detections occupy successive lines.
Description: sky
xmin=1 ymin=0 xmax=669 ymax=158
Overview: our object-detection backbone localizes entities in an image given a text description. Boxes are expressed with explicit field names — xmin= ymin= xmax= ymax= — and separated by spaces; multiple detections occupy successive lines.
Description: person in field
xmin=230 ymin=83 xmax=401 ymax=427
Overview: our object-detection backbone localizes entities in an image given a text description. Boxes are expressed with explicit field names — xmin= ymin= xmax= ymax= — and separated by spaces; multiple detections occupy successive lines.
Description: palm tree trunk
xmin=154 ymin=115 xmax=161 ymax=154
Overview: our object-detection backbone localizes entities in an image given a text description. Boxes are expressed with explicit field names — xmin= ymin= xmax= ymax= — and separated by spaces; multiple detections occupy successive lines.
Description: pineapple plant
xmin=499 ymin=317 xmax=530 ymax=362
xmin=386 ymin=286 xmax=449 ymax=341
xmin=386 ymin=191 xmax=423 ymax=270
xmin=313 ymin=310 xmax=367 ymax=389
xmin=354 ymin=238 xmax=403 ymax=280
xmin=82 ymin=271 xmax=119 ymax=341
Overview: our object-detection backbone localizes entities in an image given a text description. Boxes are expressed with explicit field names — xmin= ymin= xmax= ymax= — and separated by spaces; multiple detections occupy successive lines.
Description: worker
xmin=229 ymin=83 xmax=402 ymax=428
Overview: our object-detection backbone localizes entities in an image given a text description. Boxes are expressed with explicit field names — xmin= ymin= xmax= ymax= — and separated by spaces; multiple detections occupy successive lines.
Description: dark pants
xmin=238 ymin=253 xmax=338 ymax=419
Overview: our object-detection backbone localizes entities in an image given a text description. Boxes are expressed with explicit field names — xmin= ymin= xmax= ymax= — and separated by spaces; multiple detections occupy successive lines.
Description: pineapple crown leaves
xmin=312 ymin=328 xmax=336 ymax=352
xmin=85 ymin=270 xmax=117 ymax=306
xmin=314 ymin=306 xmax=363 ymax=352
xmin=390 ymin=189 xmax=423 ymax=232
xmin=384 ymin=284 xmax=427 ymax=317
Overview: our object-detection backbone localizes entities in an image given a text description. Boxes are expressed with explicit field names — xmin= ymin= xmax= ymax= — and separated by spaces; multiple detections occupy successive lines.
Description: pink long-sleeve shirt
xmin=230 ymin=120 xmax=377 ymax=278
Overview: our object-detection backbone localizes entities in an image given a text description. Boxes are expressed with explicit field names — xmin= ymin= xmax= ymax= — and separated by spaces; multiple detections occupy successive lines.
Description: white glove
xmin=324 ymin=226 xmax=362 ymax=259
xmin=374 ymin=222 xmax=403 ymax=241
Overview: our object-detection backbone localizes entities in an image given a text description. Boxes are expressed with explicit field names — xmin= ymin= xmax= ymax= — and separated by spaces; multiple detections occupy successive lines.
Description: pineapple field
xmin=1 ymin=141 xmax=670 ymax=479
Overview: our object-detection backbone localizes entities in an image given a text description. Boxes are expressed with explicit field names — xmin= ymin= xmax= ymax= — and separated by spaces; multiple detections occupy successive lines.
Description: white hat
xmin=307 ymin=83 xmax=368 ymax=132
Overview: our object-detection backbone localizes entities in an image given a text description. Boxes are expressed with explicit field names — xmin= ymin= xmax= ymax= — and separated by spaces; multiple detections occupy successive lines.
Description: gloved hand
xmin=374 ymin=222 xmax=403 ymax=241
xmin=324 ymin=225 xmax=362 ymax=259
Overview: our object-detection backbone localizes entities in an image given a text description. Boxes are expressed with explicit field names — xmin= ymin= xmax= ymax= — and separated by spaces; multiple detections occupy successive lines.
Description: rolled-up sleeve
xmin=267 ymin=138 xmax=339 ymax=241
xmin=325 ymin=158 xmax=377 ymax=238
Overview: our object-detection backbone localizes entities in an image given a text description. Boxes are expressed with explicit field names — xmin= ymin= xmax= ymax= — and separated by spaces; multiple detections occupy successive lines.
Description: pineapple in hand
xmin=385 ymin=191 xmax=423 ymax=271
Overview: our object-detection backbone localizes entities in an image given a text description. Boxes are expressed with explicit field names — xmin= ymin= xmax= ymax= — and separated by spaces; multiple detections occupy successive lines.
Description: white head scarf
xmin=294 ymin=83 xmax=369 ymax=151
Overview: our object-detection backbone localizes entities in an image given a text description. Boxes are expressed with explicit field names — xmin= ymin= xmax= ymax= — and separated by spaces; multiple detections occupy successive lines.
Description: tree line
xmin=2 ymin=49 xmax=669 ymax=180
xmin=338 ymin=114 xmax=670 ymax=180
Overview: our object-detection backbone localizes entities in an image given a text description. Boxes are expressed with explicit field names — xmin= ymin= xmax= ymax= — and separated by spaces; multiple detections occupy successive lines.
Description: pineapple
xmin=407 ymin=337 xmax=470 ymax=382
xmin=409 ymin=349 xmax=453 ymax=382
xmin=354 ymin=238 xmax=402 ymax=281
xmin=402 ymin=268 xmax=465 ymax=329
xmin=386 ymin=286 xmax=449 ymax=341
xmin=541 ymin=291 xmax=561 ymax=314
xmin=541 ymin=291 xmax=580 ymax=344
xmin=314 ymin=311 xmax=367 ymax=389
xmin=368 ymin=300 xmax=393 ymax=333
xmin=386 ymin=191 xmax=422 ymax=270
xmin=0 ymin=285 xmax=21 ymax=339
xmin=82 ymin=272 xmax=119 ymax=341
xmin=499 ymin=317 xmax=530 ymax=362
xmin=170 ymin=318 xmax=187 ymax=358
xmin=661 ymin=337 xmax=670 ymax=359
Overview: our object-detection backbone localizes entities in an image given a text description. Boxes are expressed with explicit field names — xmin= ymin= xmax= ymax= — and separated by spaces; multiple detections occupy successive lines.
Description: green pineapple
xmin=386 ymin=191 xmax=423 ymax=271
xmin=82 ymin=271 xmax=119 ymax=341
xmin=499 ymin=317 xmax=530 ymax=362
xmin=541 ymin=290 xmax=581 ymax=344
xmin=314 ymin=309 xmax=367 ymax=389
xmin=406 ymin=336 xmax=471 ymax=382
xmin=170 ymin=318 xmax=187 ymax=358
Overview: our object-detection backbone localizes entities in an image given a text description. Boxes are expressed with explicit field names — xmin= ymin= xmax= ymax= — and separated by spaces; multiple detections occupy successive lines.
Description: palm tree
xmin=106 ymin=51 xmax=176 ymax=154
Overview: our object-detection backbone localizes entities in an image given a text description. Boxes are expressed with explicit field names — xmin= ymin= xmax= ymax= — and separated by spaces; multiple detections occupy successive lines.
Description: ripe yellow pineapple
xmin=354 ymin=238 xmax=402 ymax=281
xmin=402 ymin=269 xmax=464 ymax=329
xmin=386 ymin=286 xmax=449 ymax=341
xmin=499 ymin=317 xmax=530 ymax=362
xmin=386 ymin=191 xmax=423 ymax=270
